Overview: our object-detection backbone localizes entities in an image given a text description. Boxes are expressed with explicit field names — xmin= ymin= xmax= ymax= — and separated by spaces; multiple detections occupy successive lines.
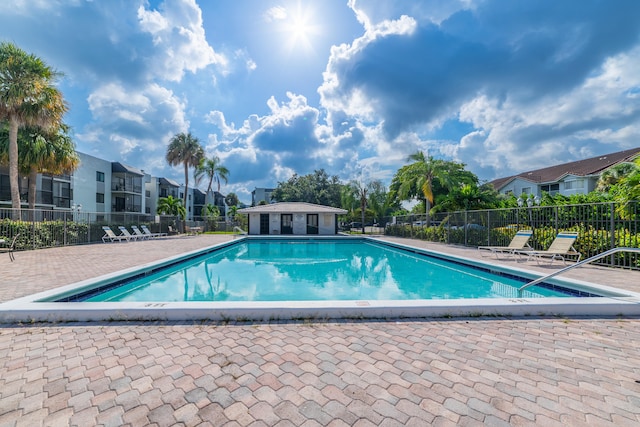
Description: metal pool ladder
xmin=518 ymin=247 xmax=640 ymax=297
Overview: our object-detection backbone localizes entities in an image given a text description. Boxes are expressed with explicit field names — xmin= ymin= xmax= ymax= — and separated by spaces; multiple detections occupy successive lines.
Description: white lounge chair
xmin=130 ymin=225 xmax=149 ymax=240
xmin=140 ymin=225 xmax=167 ymax=238
xmin=118 ymin=226 xmax=139 ymax=241
xmin=101 ymin=226 xmax=129 ymax=243
xmin=515 ymin=231 xmax=581 ymax=264
xmin=478 ymin=230 xmax=533 ymax=258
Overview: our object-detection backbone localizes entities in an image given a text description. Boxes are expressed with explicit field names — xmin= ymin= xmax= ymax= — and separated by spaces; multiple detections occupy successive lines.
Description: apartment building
xmin=0 ymin=151 xmax=227 ymax=221
xmin=251 ymin=187 xmax=275 ymax=205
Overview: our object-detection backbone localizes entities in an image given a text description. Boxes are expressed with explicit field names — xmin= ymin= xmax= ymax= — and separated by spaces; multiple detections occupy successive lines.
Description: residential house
xmin=489 ymin=147 xmax=640 ymax=197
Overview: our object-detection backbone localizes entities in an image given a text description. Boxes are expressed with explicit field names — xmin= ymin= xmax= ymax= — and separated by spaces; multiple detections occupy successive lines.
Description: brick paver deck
xmin=1 ymin=235 xmax=640 ymax=426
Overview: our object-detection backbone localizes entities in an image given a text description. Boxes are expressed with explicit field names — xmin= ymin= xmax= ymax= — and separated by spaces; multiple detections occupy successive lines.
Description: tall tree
xmin=0 ymin=123 xmax=79 ymax=210
xmin=367 ymin=180 xmax=396 ymax=225
xmin=166 ymin=132 xmax=204 ymax=210
xmin=272 ymin=169 xmax=342 ymax=207
xmin=390 ymin=152 xmax=472 ymax=218
xmin=340 ymin=184 xmax=358 ymax=222
xmin=225 ymin=192 xmax=239 ymax=207
xmin=346 ymin=180 xmax=375 ymax=234
xmin=0 ymin=42 xmax=67 ymax=215
xmin=194 ymin=155 xmax=229 ymax=193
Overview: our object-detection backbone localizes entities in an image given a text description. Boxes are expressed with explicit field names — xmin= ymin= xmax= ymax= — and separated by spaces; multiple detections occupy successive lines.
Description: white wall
xmin=319 ymin=213 xmax=336 ymax=235
xmin=499 ymin=178 xmax=538 ymax=197
xmin=247 ymin=212 xmax=338 ymax=235
xmin=248 ymin=213 xmax=260 ymax=235
xmin=73 ymin=153 xmax=112 ymax=213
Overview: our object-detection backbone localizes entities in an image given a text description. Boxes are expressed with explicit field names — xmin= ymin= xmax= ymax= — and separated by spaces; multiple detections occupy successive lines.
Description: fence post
xmin=486 ymin=210 xmax=490 ymax=246
xmin=464 ymin=211 xmax=468 ymax=246
xmin=610 ymin=202 xmax=616 ymax=267
xmin=31 ymin=213 xmax=36 ymax=250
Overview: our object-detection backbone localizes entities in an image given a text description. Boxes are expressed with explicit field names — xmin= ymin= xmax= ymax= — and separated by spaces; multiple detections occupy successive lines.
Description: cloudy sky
xmin=2 ymin=0 xmax=640 ymax=203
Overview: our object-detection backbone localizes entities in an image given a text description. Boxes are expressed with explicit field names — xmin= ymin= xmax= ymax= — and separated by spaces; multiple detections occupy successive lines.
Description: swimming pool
xmin=76 ymin=239 xmax=574 ymax=302
xmin=1 ymin=236 xmax=639 ymax=322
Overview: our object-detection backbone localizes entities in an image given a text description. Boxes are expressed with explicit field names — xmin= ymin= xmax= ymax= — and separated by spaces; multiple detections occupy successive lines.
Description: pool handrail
xmin=518 ymin=247 xmax=640 ymax=296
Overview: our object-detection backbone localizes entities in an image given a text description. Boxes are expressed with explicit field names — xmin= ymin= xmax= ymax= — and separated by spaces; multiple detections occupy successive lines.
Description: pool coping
xmin=1 ymin=235 xmax=640 ymax=322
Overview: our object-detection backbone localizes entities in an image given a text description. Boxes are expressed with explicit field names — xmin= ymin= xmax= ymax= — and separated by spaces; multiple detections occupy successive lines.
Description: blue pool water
xmin=79 ymin=239 xmax=574 ymax=302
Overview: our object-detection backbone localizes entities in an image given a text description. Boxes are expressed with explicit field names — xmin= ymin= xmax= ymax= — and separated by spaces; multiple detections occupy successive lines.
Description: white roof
xmin=238 ymin=202 xmax=347 ymax=214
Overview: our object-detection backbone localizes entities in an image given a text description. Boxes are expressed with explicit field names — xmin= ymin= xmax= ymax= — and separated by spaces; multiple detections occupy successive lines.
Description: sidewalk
xmin=1 ymin=236 xmax=639 ymax=425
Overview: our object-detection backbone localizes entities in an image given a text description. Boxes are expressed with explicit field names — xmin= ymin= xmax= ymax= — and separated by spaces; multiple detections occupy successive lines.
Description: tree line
xmin=271 ymin=153 xmax=640 ymax=232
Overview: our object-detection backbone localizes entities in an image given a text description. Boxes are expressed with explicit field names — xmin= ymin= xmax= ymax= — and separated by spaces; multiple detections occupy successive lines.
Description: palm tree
xmin=340 ymin=184 xmax=358 ymax=223
xmin=347 ymin=180 xmax=375 ymax=234
xmin=0 ymin=124 xmax=78 ymax=210
xmin=195 ymin=155 xmax=229 ymax=193
xmin=596 ymin=162 xmax=639 ymax=192
xmin=0 ymin=42 xmax=68 ymax=216
xmin=166 ymin=132 xmax=205 ymax=210
xmin=227 ymin=205 xmax=239 ymax=222
xmin=393 ymin=151 xmax=453 ymax=222
xmin=156 ymin=195 xmax=186 ymax=219
xmin=224 ymin=192 xmax=239 ymax=208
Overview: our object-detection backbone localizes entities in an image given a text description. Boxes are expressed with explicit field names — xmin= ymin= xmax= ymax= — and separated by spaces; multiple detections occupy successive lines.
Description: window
xmin=541 ymin=183 xmax=560 ymax=194
xmin=96 ymin=193 xmax=104 ymax=203
xmin=96 ymin=171 xmax=105 ymax=182
xmin=564 ymin=180 xmax=584 ymax=190
xmin=521 ymin=187 xmax=531 ymax=195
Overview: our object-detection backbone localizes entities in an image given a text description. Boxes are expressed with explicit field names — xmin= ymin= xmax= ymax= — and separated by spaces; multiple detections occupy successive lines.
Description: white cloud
xmin=453 ymin=47 xmax=640 ymax=179
xmin=81 ymin=81 xmax=188 ymax=173
xmin=264 ymin=6 xmax=287 ymax=22
xmin=137 ymin=0 xmax=227 ymax=81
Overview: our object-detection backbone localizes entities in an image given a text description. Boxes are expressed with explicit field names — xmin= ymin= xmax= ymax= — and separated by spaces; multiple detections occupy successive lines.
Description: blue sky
xmin=2 ymin=0 xmax=640 ymax=204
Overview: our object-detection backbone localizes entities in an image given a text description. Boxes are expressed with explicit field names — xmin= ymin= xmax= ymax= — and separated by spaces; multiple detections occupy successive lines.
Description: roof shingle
xmin=489 ymin=147 xmax=640 ymax=189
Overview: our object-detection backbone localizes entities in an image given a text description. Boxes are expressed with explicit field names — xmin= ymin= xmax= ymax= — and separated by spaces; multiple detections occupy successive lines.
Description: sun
xmin=276 ymin=3 xmax=322 ymax=54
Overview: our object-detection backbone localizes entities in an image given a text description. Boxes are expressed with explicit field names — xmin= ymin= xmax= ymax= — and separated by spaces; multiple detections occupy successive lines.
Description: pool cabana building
xmin=238 ymin=202 xmax=347 ymax=235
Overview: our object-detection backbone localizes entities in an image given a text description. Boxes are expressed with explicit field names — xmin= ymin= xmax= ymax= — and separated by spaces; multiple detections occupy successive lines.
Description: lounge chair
xmin=102 ymin=226 xmax=130 ymax=243
xmin=478 ymin=230 xmax=533 ymax=258
xmin=515 ymin=231 xmax=581 ymax=264
xmin=0 ymin=233 xmax=20 ymax=262
xmin=141 ymin=225 xmax=167 ymax=238
xmin=118 ymin=226 xmax=139 ymax=241
xmin=130 ymin=225 xmax=149 ymax=240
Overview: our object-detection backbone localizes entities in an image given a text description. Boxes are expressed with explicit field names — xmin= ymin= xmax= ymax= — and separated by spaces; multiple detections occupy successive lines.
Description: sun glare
xmin=278 ymin=4 xmax=321 ymax=54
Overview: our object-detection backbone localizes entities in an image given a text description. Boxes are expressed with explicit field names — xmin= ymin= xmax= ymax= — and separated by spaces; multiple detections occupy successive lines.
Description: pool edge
xmin=2 ymin=235 xmax=640 ymax=322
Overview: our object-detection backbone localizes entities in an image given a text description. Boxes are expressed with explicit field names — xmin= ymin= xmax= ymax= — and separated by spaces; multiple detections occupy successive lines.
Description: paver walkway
xmin=1 ymin=235 xmax=640 ymax=426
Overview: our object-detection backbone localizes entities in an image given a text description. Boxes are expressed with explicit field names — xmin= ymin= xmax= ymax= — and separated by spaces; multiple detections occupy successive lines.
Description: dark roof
xmin=489 ymin=147 xmax=640 ymax=189
xmin=112 ymin=162 xmax=145 ymax=176
xmin=158 ymin=177 xmax=180 ymax=187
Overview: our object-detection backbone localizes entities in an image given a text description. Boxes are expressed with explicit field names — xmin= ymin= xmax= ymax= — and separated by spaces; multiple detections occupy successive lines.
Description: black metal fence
xmin=384 ymin=201 xmax=640 ymax=269
xmin=0 ymin=208 xmax=182 ymax=250
xmin=0 ymin=207 xmax=249 ymax=252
